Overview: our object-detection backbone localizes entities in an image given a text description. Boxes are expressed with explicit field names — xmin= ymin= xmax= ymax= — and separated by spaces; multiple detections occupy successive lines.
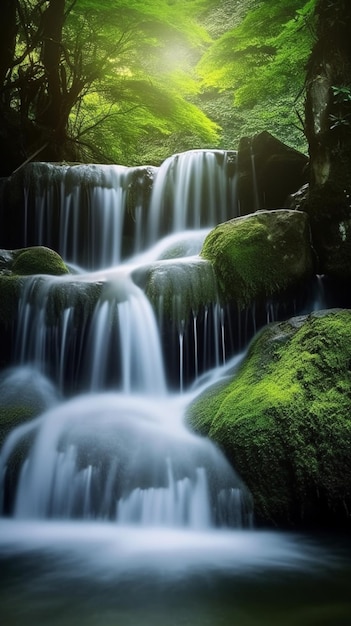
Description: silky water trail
xmin=0 ymin=150 xmax=350 ymax=626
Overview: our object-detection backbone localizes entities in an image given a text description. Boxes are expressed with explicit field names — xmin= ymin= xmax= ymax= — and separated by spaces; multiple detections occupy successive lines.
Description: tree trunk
xmin=38 ymin=0 xmax=66 ymax=145
xmin=304 ymin=0 xmax=351 ymax=278
xmin=305 ymin=0 xmax=351 ymax=186
xmin=0 ymin=0 xmax=17 ymax=89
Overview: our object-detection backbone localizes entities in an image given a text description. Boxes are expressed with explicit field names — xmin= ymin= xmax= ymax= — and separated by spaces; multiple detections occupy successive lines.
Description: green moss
xmin=12 ymin=246 xmax=69 ymax=276
xmin=0 ymin=274 xmax=26 ymax=328
xmin=136 ymin=259 xmax=219 ymax=323
xmin=0 ymin=405 xmax=40 ymax=512
xmin=0 ymin=405 xmax=37 ymax=449
xmin=46 ymin=280 xmax=103 ymax=325
xmin=201 ymin=210 xmax=314 ymax=307
xmin=187 ymin=310 xmax=351 ymax=527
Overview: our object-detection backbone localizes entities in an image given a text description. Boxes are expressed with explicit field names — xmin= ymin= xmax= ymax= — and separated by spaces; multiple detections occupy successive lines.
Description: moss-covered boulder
xmin=201 ymin=209 xmax=314 ymax=307
xmin=0 ymin=273 xmax=103 ymax=326
xmin=0 ymin=245 xmax=69 ymax=276
xmin=0 ymin=405 xmax=37 ymax=450
xmin=186 ymin=309 xmax=351 ymax=529
xmin=12 ymin=246 xmax=69 ymax=276
xmin=0 ymin=403 xmax=39 ymax=514
xmin=0 ymin=366 xmax=61 ymax=513
xmin=133 ymin=257 xmax=218 ymax=323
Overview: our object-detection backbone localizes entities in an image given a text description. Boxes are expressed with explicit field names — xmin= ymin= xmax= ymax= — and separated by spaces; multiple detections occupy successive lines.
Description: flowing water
xmin=0 ymin=150 xmax=350 ymax=625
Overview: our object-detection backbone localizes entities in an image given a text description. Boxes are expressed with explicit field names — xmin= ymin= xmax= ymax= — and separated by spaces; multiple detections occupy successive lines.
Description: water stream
xmin=1 ymin=150 xmax=350 ymax=624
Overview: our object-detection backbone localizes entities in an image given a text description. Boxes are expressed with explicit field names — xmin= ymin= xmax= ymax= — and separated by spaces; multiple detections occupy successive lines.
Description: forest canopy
xmin=0 ymin=0 xmax=316 ymax=174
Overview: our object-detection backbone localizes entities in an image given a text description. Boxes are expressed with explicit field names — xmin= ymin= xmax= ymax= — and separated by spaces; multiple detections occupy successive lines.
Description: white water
xmin=21 ymin=151 xmax=238 ymax=270
xmin=147 ymin=149 xmax=238 ymax=244
xmin=1 ymin=150 xmax=254 ymax=530
xmin=0 ymin=390 xmax=251 ymax=526
xmin=0 ymin=519 xmax=334 ymax=578
xmin=1 ymin=152 xmax=347 ymax=626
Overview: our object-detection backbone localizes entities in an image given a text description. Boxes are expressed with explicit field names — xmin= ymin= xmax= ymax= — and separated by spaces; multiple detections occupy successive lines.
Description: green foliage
xmin=65 ymin=0 xmax=220 ymax=162
xmin=187 ymin=310 xmax=351 ymax=526
xmin=0 ymin=0 xmax=318 ymax=166
xmin=197 ymin=0 xmax=317 ymax=152
xmin=331 ymin=85 xmax=351 ymax=104
xmin=0 ymin=0 xmax=219 ymax=169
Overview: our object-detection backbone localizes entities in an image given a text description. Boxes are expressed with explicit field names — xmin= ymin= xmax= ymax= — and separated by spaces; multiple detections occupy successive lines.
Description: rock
xmin=304 ymin=182 xmax=351 ymax=279
xmin=0 ymin=366 xmax=61 ymax=515
xmin=201 ymin=209 xmax=314 ymax=307
xmin=0 ymin=366 xmax=60 ymax=446
xmin=133 ymin=257 xmax=218 ymax=323
xmin=237 ymin=131 xmax=309 ymax=215
xmin=0 ymin=269 xmax=103 ymax=370
xmin=186 ymin=309 xmax=351 ymax=529
xmin=0 ymin=245 xmax=70 ymax=276
xmin=11 ymin=246 xmax=70 ymax=276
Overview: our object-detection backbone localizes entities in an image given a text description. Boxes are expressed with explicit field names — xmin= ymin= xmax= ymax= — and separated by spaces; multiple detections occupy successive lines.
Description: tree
xmin=304 ymin=0 xmax=351 ymax=187
xmin=0 ymin=0 xmax=219 ymax=174
xmin=196 ymin=0 xmax=317 ymax=152
xmin=302 ymin=0 xmax=351 ymax=276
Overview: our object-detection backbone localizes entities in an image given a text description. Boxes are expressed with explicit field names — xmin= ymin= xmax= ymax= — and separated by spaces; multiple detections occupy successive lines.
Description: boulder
xmin=201 ymin=209 xmax=314 ymax=307
xmin=11 ymin=246 xmax=70 ymax=276
xmin=186 ymin=309 xmax=351 ymax=529
xmin=133 ymin=257 xmax=218 ymax=324
xmin=237 ymin=131 xmax=309 ymax=215
xmin=1 ymin=245 xmax=70 ymax=276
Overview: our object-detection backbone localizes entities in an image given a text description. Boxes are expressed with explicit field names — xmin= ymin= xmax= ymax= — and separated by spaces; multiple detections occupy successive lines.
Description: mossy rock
xmin=12 ymin=246 xmax=69 ymax=276
xmin=0 ymin=273 xmax=103 ymax=327
xmin=0 ymin=405 xmax=38 ymax=449
xmin=201 ymin=209 xmax=314 ymax=307
xmin=186 ymin=309 xmax=351 ymax=529
xmin=0 ymin=274 xmax=23 ymax=326
xmin=0 ymin=404 xmax=40 ymax=514
xmin=0 ymin=366 xmax=62 ymax=512
xmin=133 ymin=257 xmax=218 ymax=323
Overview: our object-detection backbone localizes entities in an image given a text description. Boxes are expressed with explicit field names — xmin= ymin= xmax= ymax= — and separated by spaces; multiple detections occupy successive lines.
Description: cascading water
xmin=147 ymin=149 xmax=238 ymax=244
xmin=20 ymin=162 xmax=157 ymax=269
xmin=13 ymin=150 xmax=238 ymax=270
xmin=1 ymin=151 xmax=348 ymax=626
xmin=0 ymin=150 xmax=253 ymax=528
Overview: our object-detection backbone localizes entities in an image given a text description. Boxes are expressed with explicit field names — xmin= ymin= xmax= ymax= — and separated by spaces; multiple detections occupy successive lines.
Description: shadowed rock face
xmin=187 ymin=309 xmax=351 ymax=530
xmin=237 ymin=131 xmax=309 ymax=215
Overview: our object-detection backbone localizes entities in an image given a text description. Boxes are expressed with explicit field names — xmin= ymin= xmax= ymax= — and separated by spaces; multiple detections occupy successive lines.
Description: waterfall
xmin=15 ymin=150 xmax=238 ymax=270
xmin=21 ymin=162 xmax=156 ymax=269
xmin=147 ymin=149 xmax=238 ymax=245
xmin=0 ymin=151 xmax=254 ymax=529
xmin=12 ymin=271 xmax=167 ymax=394
xmin=0 ymin=392 xmax=252 ymax=526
